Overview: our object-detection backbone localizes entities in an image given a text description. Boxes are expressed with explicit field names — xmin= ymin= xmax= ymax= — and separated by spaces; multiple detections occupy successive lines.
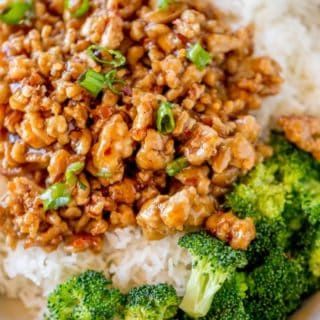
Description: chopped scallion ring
xmin=156 ymin=101 xmax=175 ymax=134
xmin=87 ymin=45 xmax=126 ymax=67
xmin=157 ymin=0 xmax=174 ymax=10
xmin=65 ymin=161 xmax=85 ymax=187
xmin=0 ymin=1 xmax=32 ymax=25
xmin=78 ymin=180 xmax=87 ymax=190
xmin=39 ymin=183 xmax=71 ymax=211
xmin=104 ymin=69 xmax=125 ymax=94
xmin=78 ymin=69 xmax=106 ymax=97
xmin=166 ymin=157 xmax=189 ymax=176
xmin=65 ymin=0 xmax=90 ymax=18
xmin=187 ymin=43 xmax=212 ymax=70
xmin=95 ymin=169 xmax=112 ymax=179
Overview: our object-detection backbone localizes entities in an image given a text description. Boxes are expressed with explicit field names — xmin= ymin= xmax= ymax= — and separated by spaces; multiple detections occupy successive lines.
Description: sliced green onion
xmin=95 ymin=168 xmax=112 ymax=179
xmin=65 ymin=161 xmax=85 ymax=186
xmin=0 ymin=1 xmax=32 ymax=25
xmin=104 ymin=70 xmax=125 ymax=95
xmin=65 ymin=0 xmax=90 ymax=18
xmin=156 ymin=101 xmax=175 ymax=134
xmin=78 ymin=180 xmax=87 ymax=190
xmin=79 ymin=69 xmax=105 ymax=97
xmin=87 ymin=45 xmax=126 ymax=67
xmin=166 ymin=157 xmax=189 ymax=176
xmin=40 ymin=183 xmax=71 ymax=211
xmin=187 ymin=43 xmax=212 ymax=70
xmin=157 ymin=0 xmax=174 ymax=10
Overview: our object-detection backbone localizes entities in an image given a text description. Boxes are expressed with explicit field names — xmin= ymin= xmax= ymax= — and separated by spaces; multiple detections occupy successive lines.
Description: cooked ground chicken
xmin=278 ymin=115 xmax=320 ymax=161
xmin=206 ymin=211 xmax=256 ymax=250
xmin=0 ymin=0 xmax=282 ymax=251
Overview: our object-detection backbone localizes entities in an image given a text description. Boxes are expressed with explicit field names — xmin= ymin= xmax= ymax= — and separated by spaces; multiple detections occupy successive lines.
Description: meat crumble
xmin=0 ymin=0 xmax=282 ymax=251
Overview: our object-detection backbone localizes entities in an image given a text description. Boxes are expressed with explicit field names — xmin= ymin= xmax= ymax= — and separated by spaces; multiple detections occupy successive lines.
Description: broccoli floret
xmin=125 ymin=283 xmax=179 ymax=320
xmin=298 ymin=180 xmax=320 ymax=225
xmin=245 ymin=218 xmax=289 ymax=267
xmin=270 ymin=133 xmax=319 ymax=185
xmin=245 ymin=250 xmax=309 ymax=320
xmin=309 ymin=230 xmax=320 ymax=277
xmin=297 ymin=225 xmax=320 ymax=278
xmin=227 ymin=133 xmax=320 ymax=265
xmin=227 ymin=162 xmax=286 ymax=220
xmin=178 ymin=232 xmax=247 ymax=318
xmin=47 ymin=270 xmax=125 ymax=320
xmin=227 ymin=133 xmax=319 ymax=221
xmin=200 ymin=273 xmax=249 ymax=320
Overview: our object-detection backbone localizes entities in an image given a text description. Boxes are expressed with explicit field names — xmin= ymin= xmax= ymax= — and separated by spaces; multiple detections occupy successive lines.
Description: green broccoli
xmin=227 ymin=161 xmax=286 ymax=220
xmin=245 ymin=218 xmax=289 ymax=267
xmin=125 ymin=283 xmax=180 ymax=320
xmin=308 ymin=230 xmax=320 ymax=278
xmin=296 ymin=224 xmax=320 ymax=279
xmin=298 ymin=180 xmax=320 ymax=226
xmin=245 ymin=250 xmax=309 ymax=320
xmin=47 ymin=270 xmax=125 ymax=320
xmin=227 ymin=133 xmax=319 ymax=221
xmin=178 ymin=232 xmax=247 ymax=318
xmin=200 ymin=273 xmax=249 ymax=320
xmin=227 ymin=133 xmax=320 ymax=265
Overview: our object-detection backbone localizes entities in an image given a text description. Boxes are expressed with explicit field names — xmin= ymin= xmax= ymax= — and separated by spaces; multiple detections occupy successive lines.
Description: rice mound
xmin=1 ymin=0 xmax=320 ymax=317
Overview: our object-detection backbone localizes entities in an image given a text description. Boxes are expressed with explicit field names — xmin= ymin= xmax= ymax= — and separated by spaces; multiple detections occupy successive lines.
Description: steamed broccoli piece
xmin=227 ymin=133 xmax=319 ymax=221
xmin=227 ymin=162 xmax=286 ymax=220
xmin=245 ymin=250 xmax=309 ymax=320
xmin=178 ymin=232 xmax=247 ymax=318
xmin=200 ymin=273 xmax=249 ymax=320
xmin=245 ymin=218 xmax=289 ymax=267
xmin=308 ymin=229 xmax=320 ymax=278
xmin=125 ymin=283 xmax=179 ymax=320
xmin=298 ymin=180 xmax=320 ymax=225
xmin=227 ymin=133 xmax=320 ymax=265
xmin=296 ymin=224 xmax=320 ymax=279
xmin=47 ymin=270 xmax=125 ymax=320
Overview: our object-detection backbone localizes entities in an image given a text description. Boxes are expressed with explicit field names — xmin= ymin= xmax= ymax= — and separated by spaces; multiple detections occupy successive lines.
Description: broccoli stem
xmin=180 ymin=260 xmax=228 ymax=318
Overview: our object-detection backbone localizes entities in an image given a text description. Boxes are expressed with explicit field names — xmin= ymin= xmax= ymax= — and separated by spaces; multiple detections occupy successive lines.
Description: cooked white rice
xmin=1 ymin=0 xmax=320 ymax=317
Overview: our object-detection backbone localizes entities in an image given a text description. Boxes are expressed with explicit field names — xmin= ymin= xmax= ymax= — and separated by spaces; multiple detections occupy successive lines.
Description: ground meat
xmin=0 ymin=0 xmax=281 ymax=251
xmin=183 ymin=123 xmax=221 ymax=166
xmin=136 ymin=195 xmax=170 ymax=240
xmin=137 ymin=187 xmax=215 ymax=238
xmin=175 ymin=166 xmax=211 ymax=195
xmin=136 ymin=129 xmax=174 ymax=170
xmin=278 ymin=115 xmax=320 ymax=160
xmin=206 ymin=211 xmax=256 ymax=250
xmin=91 ymin=114 xmax=133 ymax=184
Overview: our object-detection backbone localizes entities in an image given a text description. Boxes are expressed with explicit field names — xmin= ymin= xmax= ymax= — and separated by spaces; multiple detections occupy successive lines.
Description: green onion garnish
xmin=0 ymin=1 xmax=32 ymax=25
xmin=79 ymin=69 xmax=125 ymax=96
xmin=65 ymin=0 xmax=90 ymax=18
xmin=39 ymin=183 xmax=71 ymax=211
xmin=95 ymin=169 xmax=112 ymax=179
xmin=78 ymin=180 xmax=87 ymax=190
xmin=104 ymin=70 xmax=125 ymax=94
xmin=156 ymin=101 xmax=175 ymax=134
xmin=187 ymin=43 xmax=212 ymax=70
xmin=65 ymin=161 xmax=85 ymax=187
xmin=157 ymin=0 xmax=174 ymax=10
xmin=87 ymin=45 xmax=126 ymax=67
xmin=166 ymin=157 xmax=189 ymax=176
xmin=78 ymin=69 xmax=106 ymax=97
